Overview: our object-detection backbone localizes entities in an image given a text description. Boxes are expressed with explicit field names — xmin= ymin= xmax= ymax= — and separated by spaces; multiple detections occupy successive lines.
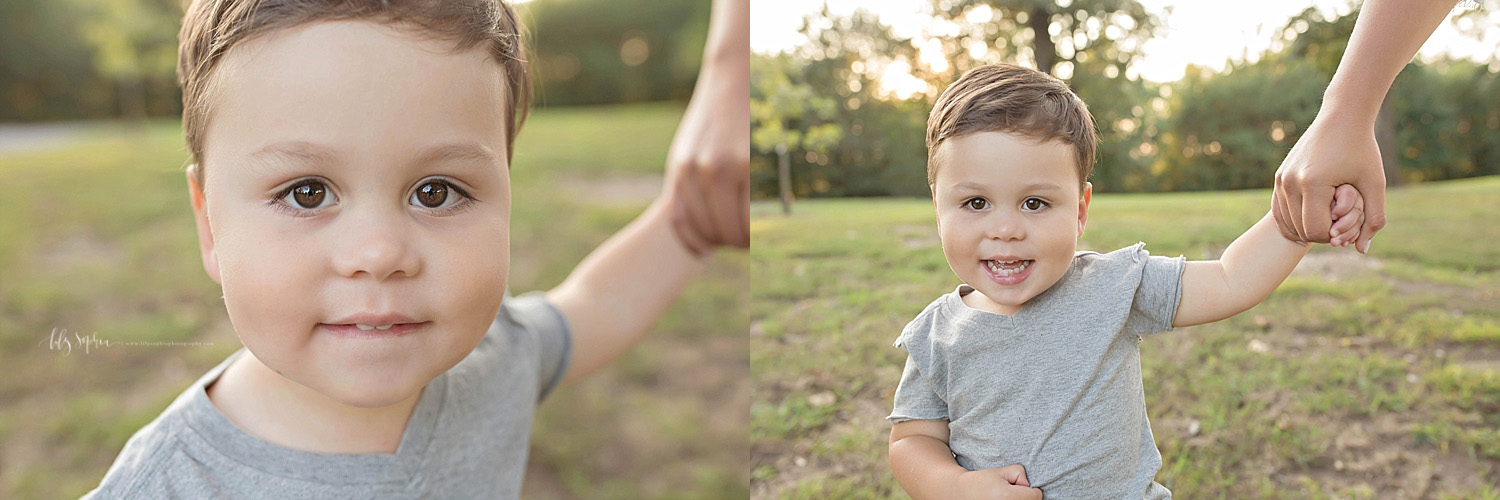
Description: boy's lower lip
xmin=318 ymin=322 xmax=430 ymax=338
xmin=982 ymin=259 xmax=1034 ymax=285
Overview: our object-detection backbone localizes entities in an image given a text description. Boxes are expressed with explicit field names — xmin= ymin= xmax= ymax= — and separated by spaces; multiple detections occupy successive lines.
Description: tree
xmin=1156 ymin=60 xmax=1325 ymax=191
xmin=69 ymin=0 xmax=181 ymax=123
xmin=525 ymin=0 xmax=710 ymax=106
xmin=928 ymin=0 xmax=1165 ymax=192
xmin=751 ymin=53 xmax=842 ymax=214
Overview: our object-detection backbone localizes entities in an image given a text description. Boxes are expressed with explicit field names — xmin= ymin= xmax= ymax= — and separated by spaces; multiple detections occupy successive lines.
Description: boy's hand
xmin=1329 ymin=183 xmax=1366 ymax=248
xmin=956 ymin=465 xmax=1043 ymax=500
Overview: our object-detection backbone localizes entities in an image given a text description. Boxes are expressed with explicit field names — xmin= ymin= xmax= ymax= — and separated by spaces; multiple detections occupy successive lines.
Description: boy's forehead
xmin=205 ymin=20 xmax=510 ymax=163
xmin=933 ymin=132 xmax=1081 ymax=187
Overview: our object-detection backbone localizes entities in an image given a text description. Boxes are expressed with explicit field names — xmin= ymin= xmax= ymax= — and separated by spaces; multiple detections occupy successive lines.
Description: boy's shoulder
xmin=893 ymin=286 xmax=962 ymax=348
xmin=83 ymin=361 xmax=223 ymax=499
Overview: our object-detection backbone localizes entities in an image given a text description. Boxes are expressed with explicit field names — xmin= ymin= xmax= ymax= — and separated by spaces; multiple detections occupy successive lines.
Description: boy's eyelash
xmin=266 ymin=178 xmax=479 ymax=217
xmin=267 ymin=179 xmax=331 ymax=218
xmin=425 ymin=180 xmax=478 ymax=216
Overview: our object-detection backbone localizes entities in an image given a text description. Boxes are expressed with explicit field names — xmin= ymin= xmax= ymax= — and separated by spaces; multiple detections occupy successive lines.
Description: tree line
xmin=0 ymin=0 xmax=708 ymax=123
xmin=752 ymin=2 xmax=1500 ymax=200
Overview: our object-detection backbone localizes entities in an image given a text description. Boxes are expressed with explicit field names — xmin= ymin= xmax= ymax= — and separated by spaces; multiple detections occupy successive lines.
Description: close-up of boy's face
xmin=931 ymin=131 xmax=1090 ymax=315
xmin=189 ymin=20 xmax=512 ymax=408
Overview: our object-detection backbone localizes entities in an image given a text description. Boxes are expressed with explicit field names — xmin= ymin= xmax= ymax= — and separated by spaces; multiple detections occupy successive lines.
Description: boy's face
xmin=189 ymin=21 xmax=511 ymax=408
xmin=931 ymin=131 xmax=1091 ymax=315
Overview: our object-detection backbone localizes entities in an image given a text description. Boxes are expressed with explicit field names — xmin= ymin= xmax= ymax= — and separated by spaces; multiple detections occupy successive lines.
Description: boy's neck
xmin=961 ymin=288 xmax=1022 ymax=316
xmin=206 ymin=351 xmax=423 ymax=455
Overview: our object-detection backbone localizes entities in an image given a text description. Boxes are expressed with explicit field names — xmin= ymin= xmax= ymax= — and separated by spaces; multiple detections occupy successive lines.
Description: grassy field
xmin=750 ymin=178 xmax=1500 ymax=499
xmin=0 ymin=102 xmax=748 ymax=499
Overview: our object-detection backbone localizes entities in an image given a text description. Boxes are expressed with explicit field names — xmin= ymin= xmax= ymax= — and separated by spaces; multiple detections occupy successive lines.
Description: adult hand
xmin=955 ymin=465 xmax=1043 ymax=500
xmin=1271 ymin=115 xmax=1387 ymax=253
xmin=662 ymin=0 xmax=749 ymax=257
xmin=664 ymin=74 xmax=750 ymax=256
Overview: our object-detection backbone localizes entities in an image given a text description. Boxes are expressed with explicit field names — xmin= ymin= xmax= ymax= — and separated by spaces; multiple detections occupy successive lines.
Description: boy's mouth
xmin=318 ymin=322 xmax=429 ymax=337
xmin=982 ymin=259 xmax=1033 ymax=285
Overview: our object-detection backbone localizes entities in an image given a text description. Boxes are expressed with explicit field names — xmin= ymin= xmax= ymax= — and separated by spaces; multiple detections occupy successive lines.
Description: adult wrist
xmin=1319 ymin=78 xmax=1383 ymax=127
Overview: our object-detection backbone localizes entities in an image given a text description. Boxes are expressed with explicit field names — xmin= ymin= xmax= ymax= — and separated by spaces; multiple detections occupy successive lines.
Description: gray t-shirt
xmin=84 ymin=292 xmax=571 ymax=499
xmin=889 ymin=243 xmax=1185 ymax=500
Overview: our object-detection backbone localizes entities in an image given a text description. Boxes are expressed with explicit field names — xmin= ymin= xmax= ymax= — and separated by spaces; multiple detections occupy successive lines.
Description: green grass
xmin=0 ymin=102 xmax=746 ymax=500
xmin=750 ymin=177 xmax=1500 ymax=498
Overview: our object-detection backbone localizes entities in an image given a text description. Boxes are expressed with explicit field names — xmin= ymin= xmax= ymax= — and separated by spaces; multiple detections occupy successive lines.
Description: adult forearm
xmin=702 ymin=0 xmax=749 ymax=69
xmin=1323 ymin=0 xmax=1460 ymax=122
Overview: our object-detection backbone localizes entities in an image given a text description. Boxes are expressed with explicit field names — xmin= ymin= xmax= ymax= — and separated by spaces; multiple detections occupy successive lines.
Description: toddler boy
xmin=86 ymin=0 xmax=743 ymax=497
xmin=887 ymin=64 xmax=1364 ymax=499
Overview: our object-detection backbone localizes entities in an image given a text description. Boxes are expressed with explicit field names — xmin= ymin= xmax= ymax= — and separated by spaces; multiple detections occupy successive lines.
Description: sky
xmin=750 ymin=0 xmax=1499 ymax=86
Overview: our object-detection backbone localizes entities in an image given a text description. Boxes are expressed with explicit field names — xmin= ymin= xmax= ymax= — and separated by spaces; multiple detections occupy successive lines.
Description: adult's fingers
xmin=1296 ymin=184 xmax=1335 ymax=244
xmin=706 ymin=162 xmax=749 ymax=249
xmin=671 ymin=192 xmax=713 ymax=256
xmin=725 ymin=174 xmax=750 ymax=249
xmin=668 ymin=168 xmax=713 ymax=256
xmin=1272 ymin=189 xmax=1298 ymax=242
xmin=1354 ymin=177 xmax=1387 ymax=255
xmin=1274 ymin=179 xmax=1309 ymax=242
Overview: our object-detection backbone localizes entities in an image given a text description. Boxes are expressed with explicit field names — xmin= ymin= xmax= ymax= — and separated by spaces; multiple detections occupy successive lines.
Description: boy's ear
xmin=1077 ymin=182 xmax=1093 ymax=237
xmin=930 ymin=184 xmax=942 ymax=230
xmin=187 ymin=166 xmax=223 ymax=285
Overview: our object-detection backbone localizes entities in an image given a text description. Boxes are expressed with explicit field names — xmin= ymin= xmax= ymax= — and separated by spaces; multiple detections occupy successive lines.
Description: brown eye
xmin=291 ymin=182 xmax=327 ymax=208
xmin=965 ymin=198 xmax=989 ymax=210
xmin=413 ymin=181 xmax=448 ymax=208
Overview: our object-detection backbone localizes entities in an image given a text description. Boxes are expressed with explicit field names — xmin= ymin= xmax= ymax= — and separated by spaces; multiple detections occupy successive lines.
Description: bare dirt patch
xmin=1291 ymin=250 xmax=1384 ymax=281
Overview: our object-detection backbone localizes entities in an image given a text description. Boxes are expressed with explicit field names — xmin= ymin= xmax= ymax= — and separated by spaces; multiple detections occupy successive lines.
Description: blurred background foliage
xmin=752 ymin=3 xmax=1500 ymax=200
xmin=0 ymin=0 xmax=709 ymax=122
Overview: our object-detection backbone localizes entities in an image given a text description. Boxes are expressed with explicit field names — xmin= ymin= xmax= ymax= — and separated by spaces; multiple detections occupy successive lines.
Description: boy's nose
xmin=330 ymin=215 xmax=421 ymax=281
xmin=986 ymin=213 xmax=1025 ymax=241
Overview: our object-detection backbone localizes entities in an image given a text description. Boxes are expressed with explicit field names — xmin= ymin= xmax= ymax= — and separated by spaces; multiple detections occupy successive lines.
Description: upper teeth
xmin=355 ymin=324 xmax=394 ymax=331
xmin=985 ymin=259 xmax=1031 ymax=276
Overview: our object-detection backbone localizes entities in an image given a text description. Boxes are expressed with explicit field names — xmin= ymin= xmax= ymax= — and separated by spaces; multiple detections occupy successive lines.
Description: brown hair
xmin=177 ymin=0 xmax=531 ymax=187
xmin=926 ymin=64 xmax=1096 ymax=189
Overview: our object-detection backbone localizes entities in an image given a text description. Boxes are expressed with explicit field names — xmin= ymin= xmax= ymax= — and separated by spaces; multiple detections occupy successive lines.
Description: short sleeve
xmin=888 ymin=357 xmax=949 ymax=424
xmin=1124 ymin=249 xmax=1186 ymax=336
xmin=501 ymin=292 xmax=573 ymax=400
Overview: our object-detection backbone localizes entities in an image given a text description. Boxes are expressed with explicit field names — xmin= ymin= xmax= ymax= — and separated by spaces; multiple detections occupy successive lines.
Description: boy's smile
xmin=192 ymin=20 xmax=514 ymax=410
xmin=931 ymin=131 xmax=1091 ymax=316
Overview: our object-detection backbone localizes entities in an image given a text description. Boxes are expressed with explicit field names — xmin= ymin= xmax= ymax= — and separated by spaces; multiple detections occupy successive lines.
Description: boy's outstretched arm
xmin=1174 ymin=185 xmax=1364 ymax=327
xmin=889 ymin=420 xmax=1042 ymax=500
xmin=547 ymin=0 xmax=746 ymax=385
xmin=548 ymin=201 xmax=707 ymax=385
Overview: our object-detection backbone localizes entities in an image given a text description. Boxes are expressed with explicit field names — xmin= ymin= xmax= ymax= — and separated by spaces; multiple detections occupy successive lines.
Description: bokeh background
xmin=0 ymin=0 xmax=747 ymax=498
xmin=749 ymin=0 xmax=1500 ymax=498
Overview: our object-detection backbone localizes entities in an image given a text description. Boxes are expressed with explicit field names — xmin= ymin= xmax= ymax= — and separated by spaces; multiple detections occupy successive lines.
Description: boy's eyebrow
xmin=248 ymin=141 xmax=501 ymax=169
xmin=1019 ymin=182 xmax=1064 ymax=193
xmin=949 ymin=181 xmax=989 ymax=192
xmin=249 ymin=141 xmax=339 ymax=167
xmin=412 ymin=142 xmax=501 ymax=167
